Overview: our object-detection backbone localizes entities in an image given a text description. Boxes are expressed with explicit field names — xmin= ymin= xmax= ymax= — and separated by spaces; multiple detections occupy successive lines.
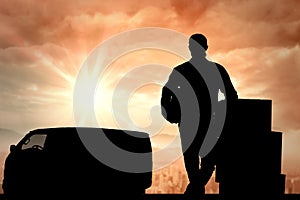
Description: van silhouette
xmin=2 ymin=127 xmax=152 ymax=200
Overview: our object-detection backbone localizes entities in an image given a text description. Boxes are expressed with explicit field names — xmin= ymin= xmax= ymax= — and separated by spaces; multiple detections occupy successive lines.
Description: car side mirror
xmin=10 ymin=144 xmax=16 ymax=152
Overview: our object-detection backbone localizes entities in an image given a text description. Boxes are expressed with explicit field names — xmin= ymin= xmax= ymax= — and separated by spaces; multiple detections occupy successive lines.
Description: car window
xmin=21 ymin=134 xmax=47 ymax=150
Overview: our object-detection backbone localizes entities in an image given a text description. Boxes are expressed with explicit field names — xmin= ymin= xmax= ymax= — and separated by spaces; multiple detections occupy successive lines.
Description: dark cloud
xmin=170 ymin=0 xmax=214 ymax=24
xmin=224 ymin=0 xmax=300 ymax=23
xmin=204 ymin=0 xmax=300 ymax=51
xmin=0 ymin=0 xmax=299 ymax=51
xmin=0 ymin=0 xmax=173 ymax=49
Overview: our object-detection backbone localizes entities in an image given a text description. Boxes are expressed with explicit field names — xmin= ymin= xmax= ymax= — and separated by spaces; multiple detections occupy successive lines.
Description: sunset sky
xmin=0 ymin=0 xmax=300 ymax=173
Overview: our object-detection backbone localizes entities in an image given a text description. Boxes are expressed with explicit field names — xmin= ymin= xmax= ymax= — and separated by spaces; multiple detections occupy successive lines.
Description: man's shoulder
xmin=206 ymin=59 xmax=223 ymax=68
xmin=173 ymin=61 xmax=192 ymax=72
xmin=174 ymin=61 xmax=191 ymax=68
xmin=208 ymin=60 xmax=226 ymax=72
xmin=215 ymin=62 xmax=225 ymax=69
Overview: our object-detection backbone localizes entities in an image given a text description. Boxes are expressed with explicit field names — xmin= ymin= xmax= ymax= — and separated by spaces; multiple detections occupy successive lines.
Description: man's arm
xmin=160 ymin=85 xmax=173 ymax=119
xmin=216 ymin=64 xmax=238 ymax=102
xmin=160 ymin=70 xmax=181 ymax=124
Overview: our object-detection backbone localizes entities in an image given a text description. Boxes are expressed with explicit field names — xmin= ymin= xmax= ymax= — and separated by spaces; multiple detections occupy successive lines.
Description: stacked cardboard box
xmin=216 ymin=99 xmax=285 ymax=200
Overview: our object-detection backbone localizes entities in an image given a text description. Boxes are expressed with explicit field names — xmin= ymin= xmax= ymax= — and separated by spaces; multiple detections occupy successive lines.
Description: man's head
xmin=189 ymin=33 xmax=208 ymax=50
xmin=188 ymin=33 xmax=208 ymax=58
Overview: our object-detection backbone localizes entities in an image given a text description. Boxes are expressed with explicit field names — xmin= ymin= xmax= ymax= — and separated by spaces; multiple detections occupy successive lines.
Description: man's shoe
xmin=184 ymin=183 xmax=205 ymax=200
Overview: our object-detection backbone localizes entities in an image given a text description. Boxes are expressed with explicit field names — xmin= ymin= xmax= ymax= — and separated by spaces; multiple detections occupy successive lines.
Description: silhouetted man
xmin=161 ymin=33 xmax=238 ymax=199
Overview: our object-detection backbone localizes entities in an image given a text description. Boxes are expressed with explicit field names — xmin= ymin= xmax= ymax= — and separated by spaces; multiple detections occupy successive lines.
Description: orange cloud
xmin=0 ymin=0 xmax=299 ymax=172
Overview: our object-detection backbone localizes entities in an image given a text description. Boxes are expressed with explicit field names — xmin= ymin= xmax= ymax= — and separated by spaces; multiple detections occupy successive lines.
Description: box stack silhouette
xmin=216 ymin=99 xmax=285 ymax=200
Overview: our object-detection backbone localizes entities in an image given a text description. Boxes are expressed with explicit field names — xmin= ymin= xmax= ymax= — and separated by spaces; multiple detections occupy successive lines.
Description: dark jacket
xmin=161 ymin=59 xmax=238 ymax=125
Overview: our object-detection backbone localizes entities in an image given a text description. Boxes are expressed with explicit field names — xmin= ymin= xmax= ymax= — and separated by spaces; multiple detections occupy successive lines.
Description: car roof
xmin=17 ymin=127 xmax=150 ymax=149
xmin=26 ymin=127 xmax=149 ymax=136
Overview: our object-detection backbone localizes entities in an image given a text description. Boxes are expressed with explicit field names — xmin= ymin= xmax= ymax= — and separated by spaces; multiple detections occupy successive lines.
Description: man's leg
xmin=183 ymin=150 xmax=205 ymax=198
xmin=179 ymin=121 xmax=213 ymax=198
xmin=183 ymin=145 xmax=217 ymax=198
xmin=198 ymin=149 xmax=217 ymax=186
xmin=183 ymin=150 xmax=201 ymax=184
